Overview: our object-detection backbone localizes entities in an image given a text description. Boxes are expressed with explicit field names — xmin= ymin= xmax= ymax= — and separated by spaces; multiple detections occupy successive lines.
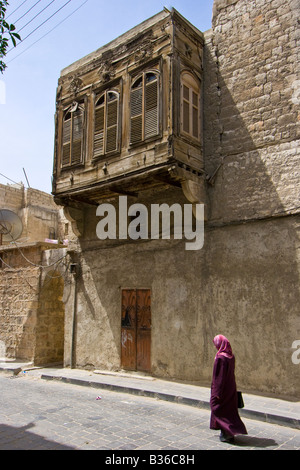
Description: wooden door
xmin=136 ymin=289 xmax=151 ymax=372
xmin=121 ymin=289 xmax=137 ymax=371
xmin=121 ymin=289 xmax=151 ymax=372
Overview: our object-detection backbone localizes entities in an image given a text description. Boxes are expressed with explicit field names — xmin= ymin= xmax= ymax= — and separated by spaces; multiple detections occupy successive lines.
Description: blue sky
xmin=0 ymin=0 xmax=214 ymax=194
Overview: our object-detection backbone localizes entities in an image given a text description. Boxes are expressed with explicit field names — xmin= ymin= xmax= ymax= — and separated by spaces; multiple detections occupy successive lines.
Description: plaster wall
xmin=63 ymin=198 xmax=299 ymax=398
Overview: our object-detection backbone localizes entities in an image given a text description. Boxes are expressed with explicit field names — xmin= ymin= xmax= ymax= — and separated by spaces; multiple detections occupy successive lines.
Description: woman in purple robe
xmin=210 ymin=334 xmax=247 ymax=442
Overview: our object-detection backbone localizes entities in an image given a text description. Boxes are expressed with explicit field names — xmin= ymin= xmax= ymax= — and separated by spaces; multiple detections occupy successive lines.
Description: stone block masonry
xmin=0 ymin=244 xmax=66 ymax=365
xmin=204 ymin=0 xmax=300 ymax=223
xmin=0 ymin=184 xmax=76 ymax=365
xmin=197 ymin=0 xmax=300 ymax=398
xmin=0 ymin=246 xmax=41 ymax=360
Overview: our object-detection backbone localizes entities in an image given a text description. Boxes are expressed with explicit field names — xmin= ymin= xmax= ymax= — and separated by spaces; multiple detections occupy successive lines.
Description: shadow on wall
xmin=201 ymin=2 xmax=300 ymax=397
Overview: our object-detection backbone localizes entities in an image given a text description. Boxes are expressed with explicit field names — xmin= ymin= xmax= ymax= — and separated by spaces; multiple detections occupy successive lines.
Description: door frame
xmin=121 ymin=288 xmax=151 ymax=372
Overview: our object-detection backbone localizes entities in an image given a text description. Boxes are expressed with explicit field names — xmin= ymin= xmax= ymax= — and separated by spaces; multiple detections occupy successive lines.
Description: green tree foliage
xmin=0 ymin=1 xmax=21 ymax=73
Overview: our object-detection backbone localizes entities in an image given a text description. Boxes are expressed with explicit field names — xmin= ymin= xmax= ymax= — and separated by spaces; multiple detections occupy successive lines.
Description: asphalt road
xmin=0 ymin=373 xmax=299 ymax=452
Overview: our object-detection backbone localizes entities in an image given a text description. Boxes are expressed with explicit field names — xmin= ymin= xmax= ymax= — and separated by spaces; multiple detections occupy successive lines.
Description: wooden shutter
xmin=71 ymin=108 xmax=83 ymax=165
xmin=182 ymin=84 xmax=190 ymax=134
xmin=62 ymin=113 xmax=71 ymax=167
xmin=192 ymin=91 xmax=199 ymax=139
xmin=94 ymin=92 xmax=119 ymax=157
xmin=94 ymin=98 xmax=105 ymax=158
xmin=61 ymin=104 xmax=84 ymax=167
xmin=130 ymin=72 xmax=159 ymax=144
xmin=106 ymin=93 xmax=118 ymax=153
xmin=130 ymin=80 xmax=143 ymax=144
xmin=145 ymin=73 xmax=158 ymax=139
xmin=181 ymin=73 xmax=200 ymax=141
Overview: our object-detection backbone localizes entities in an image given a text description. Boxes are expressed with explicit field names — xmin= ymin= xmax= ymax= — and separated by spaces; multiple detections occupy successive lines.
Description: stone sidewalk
xmin=0 ymin=361 xmax=299 ymax=430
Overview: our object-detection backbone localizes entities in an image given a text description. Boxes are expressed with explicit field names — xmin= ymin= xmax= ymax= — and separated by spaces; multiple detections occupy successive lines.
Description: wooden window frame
xmin=61 ymin=101 xmax=85 ymax=168
xmin=180 ymin=72 xmax=201 ymax=142
xmin=93 ymin=89 xmax=120 ymax=159
xmin=130 ymin=70 xmax=160 ymax=145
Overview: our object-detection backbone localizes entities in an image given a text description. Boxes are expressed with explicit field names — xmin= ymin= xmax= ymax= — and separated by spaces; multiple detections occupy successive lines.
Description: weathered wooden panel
xmin=121 ymin=289 xmax=137 ymax=370
xmin=121 ymin=288 xmax=151 ymax=372
xmin=136 ymin=289 xmax=151 ymax=372
xmin=53 ymin=8 xmax=205 ymax=215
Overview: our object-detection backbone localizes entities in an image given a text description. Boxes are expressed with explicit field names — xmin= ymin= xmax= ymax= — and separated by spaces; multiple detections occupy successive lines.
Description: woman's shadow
xmin=232 ymin=435 xmax=278 ymax=448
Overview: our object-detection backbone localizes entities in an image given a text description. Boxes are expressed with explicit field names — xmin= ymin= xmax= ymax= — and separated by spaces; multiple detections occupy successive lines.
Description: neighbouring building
xmin=52 ymin=1 xmax=300 ymax=398
xmin=0 ymin=183 xmax=76 ymax=364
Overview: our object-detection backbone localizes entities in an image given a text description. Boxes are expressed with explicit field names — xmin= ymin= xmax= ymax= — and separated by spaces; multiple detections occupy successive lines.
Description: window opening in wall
xmin=62 ymin=101 xmax=85 ymax=167
xmin=130 ymin=71 xmax=159 ymax=144
xmin=94 ymin=90 xmax=119 ymax=157
xmin=181 ymin=72 xmax=200 ymax=141
xmin=49 ymin=227 xmax=56 ymax=240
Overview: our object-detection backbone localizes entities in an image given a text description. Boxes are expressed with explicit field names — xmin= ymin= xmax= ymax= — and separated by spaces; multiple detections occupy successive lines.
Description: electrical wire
xmin=6 ymin=0 xmax=89 ymax=64
xmin=8 ymin=237 xmax=68 ymax=268
xmin=0 ymin=252 xmax=71 ymax=292
xmin=6 ymin=0 xmax=73 ymax=54
xmin=0 ymin=211 xmax=69 ymax=269
xmin=13 ymin=0 xmax=44 ymax=24
xmin=17 ymin=0 xmax=57 ymax=34
xmin=5 ymin=0 xmax=30 ymax=20
xmin=0 ymin=172 xmax=23 ymax=186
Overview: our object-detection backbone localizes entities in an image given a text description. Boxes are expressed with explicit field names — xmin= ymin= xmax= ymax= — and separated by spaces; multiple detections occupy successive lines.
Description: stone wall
xmin=203 ymin=0 xmax=300 ymax=223
xmin=22 ymin=188 xmax=60 ymax=243
xmin=35 ymin=267 xmax=65 ymax=366
xmin=0 ymin=244 xmax=67 ymax=365
xmin=62 ymin=192 xmax=299 ymax=398
xmin=0 ymin=183 xmax=71 ymax=245
xmin=200 ymin=0 xmax=300 ymax=396
xmin=0 ymin=246 xmax=41 ymax=360
xmin=0 ymin=184 xmax=24 ymax=212
xmin=203 ymin=216 xmax=299 ymax=397
xmin=0 ymin=184 xmax=75 ymax=364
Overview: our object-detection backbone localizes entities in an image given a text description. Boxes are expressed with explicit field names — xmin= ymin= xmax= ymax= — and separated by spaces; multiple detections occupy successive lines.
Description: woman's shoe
xmin=219 ymin=430 xmax=234 ymax=443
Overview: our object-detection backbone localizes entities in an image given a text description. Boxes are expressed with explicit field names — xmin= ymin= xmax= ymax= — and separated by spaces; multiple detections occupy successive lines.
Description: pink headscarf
xmin=213 ymin=334 xmax=233 ymax=359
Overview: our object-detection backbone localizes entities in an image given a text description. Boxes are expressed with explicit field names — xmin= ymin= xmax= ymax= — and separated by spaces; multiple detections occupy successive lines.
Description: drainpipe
xmin=70 ymin=258 xmax=79 ymax=369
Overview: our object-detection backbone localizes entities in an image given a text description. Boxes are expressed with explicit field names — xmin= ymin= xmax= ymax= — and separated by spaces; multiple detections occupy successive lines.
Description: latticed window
xmin=62 ymin=102 xmax=84 ymax=167
xmin=181 ymin=72 xmax=201 ymax=141
xmin=130 ymin=71 xmax=160 ymax=144
xmin=94 ymin=90 xmax=120 ymax=157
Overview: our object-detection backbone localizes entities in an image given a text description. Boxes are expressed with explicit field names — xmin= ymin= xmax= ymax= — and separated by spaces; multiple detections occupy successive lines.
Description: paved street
xmin=0 ymin=373 xmax=299 ymax=451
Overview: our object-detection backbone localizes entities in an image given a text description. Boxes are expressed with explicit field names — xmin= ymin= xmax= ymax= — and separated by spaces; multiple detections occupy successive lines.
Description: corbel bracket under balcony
xmin=168 ymin=164 xmax=207 ymax=220
xmin=63 ymin=206 xmax=84 ymax=238
xmin=54 ymin=196 xmax=85 ymax=237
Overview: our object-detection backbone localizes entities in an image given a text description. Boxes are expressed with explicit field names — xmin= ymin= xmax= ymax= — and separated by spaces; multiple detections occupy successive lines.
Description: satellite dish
xmin=0 ymin=209 xmax=23 ymax=242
